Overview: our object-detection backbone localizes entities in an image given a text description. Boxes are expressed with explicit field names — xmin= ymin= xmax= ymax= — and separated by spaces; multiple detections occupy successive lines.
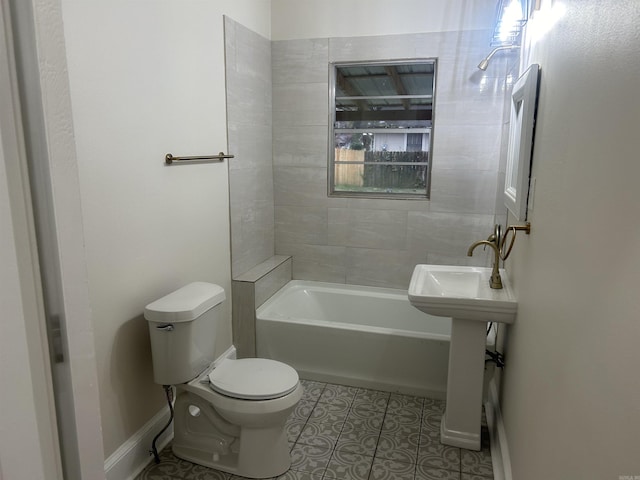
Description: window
xmin=329 ymin=60 xmax=436 ymax=199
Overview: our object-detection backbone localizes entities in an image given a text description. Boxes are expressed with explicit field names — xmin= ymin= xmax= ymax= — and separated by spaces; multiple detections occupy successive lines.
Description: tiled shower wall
xmin=225 ymin=17 xmax=274 ymax=277
xmin=272 ymin=31 xmax=510 ymax=289
xmin=225 ymin=23 xmax=513 ymax=288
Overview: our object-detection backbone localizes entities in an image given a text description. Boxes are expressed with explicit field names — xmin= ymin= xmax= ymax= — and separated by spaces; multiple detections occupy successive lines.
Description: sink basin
xmin=408 ymin=265 xmax=517 ymax=323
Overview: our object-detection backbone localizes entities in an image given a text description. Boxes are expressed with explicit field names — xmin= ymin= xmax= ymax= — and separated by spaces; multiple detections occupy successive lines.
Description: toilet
xmin=144 ymin=282 xmax=303 ymax=479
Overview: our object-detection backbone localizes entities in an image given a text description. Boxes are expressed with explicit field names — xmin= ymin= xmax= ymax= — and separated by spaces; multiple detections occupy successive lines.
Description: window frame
xmin=328 ymin=58 xmax=438 ymax=200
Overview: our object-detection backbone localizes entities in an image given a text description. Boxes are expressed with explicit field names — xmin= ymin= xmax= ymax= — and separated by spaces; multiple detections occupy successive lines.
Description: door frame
xmin=0 ymin=0 xmax=104 ymax=478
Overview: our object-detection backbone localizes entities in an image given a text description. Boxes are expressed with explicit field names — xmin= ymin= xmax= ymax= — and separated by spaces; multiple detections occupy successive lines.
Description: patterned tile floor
xmin=137 ymin=380 xmax=493 ymax=480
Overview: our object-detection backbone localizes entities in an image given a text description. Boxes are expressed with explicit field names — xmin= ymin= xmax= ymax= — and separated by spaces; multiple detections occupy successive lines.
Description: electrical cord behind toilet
xmin=150 ymin=385 xmax=174 ymax=464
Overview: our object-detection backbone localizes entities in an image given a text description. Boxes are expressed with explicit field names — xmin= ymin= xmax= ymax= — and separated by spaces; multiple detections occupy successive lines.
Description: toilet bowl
xmin=144 ymin=283 xmax=303 ymax=478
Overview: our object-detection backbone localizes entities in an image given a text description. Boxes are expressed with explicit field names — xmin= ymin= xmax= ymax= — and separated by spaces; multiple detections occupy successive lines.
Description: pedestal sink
xmin=408 ymin=265 xmax=517 ymax=451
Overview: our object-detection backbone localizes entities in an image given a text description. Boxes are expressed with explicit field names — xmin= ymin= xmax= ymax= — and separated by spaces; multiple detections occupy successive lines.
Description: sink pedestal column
xmin=440 ymin=318 xmax=487 ymax=451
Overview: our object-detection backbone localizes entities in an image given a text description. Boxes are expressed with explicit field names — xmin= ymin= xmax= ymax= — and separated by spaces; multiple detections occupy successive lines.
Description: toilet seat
xmin=208 ymin=358 xmax=299 ymax=400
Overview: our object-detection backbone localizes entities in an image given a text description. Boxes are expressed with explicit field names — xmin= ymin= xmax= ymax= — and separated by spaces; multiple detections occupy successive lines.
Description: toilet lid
xmin=208 ymin=358 xmax=299 ymax=400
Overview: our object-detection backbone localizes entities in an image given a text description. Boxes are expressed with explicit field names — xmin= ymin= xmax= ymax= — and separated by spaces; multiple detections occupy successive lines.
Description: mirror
xmin=504 ymin=63 xmax=540 ymax=220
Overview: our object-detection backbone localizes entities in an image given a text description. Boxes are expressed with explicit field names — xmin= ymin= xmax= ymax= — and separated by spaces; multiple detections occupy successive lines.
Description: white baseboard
xmin=484 ymin=379 xmax=513 ymax=480
xmin=104 ymin=401 xmax=174 ymax=480
xmin=104 ymin=345 xmax=237 ymax=480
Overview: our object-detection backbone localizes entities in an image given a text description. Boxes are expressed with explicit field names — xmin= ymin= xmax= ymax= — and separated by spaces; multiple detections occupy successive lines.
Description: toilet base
xmin=172 ymin=388 xmax=295 ymax=479
xmin=173 ymin=427 xmax=291 ymax=479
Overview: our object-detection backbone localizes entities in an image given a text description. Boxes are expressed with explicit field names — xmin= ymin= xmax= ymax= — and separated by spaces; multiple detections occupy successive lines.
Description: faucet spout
xmin=467 ymin=240 xmax=503 ymax=289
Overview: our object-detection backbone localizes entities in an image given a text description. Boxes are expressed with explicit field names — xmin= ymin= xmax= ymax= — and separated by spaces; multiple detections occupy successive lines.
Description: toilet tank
xmin=144 ymin=282 xmax=225 ymax=385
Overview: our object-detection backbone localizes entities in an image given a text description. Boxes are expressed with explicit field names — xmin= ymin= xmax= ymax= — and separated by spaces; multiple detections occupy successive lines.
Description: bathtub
xmin=256 ymin=280 xmax=496 ymax=398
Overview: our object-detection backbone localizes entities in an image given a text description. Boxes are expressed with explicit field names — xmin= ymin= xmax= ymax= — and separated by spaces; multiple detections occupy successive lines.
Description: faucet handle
xmin=487 ymin=224 xmax=502 ymax=245
xmin=494 ymin=224 xmax=502 ymax=243
xmin=499 ymin=222 xmax=531 ymax=260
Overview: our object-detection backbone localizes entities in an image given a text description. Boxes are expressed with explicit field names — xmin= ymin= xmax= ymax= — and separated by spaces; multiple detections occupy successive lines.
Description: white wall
xmin=60 ymin=0 xmax=270 ymax=459
xmin=502 ymin=1 xmax=640 ymax=478
xmin=271 ymin=0 xmax=496 ymax=40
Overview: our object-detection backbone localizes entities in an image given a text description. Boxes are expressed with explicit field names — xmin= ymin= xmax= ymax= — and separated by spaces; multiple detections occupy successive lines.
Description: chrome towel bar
xmin=165 ymin=152 xmax=234 ymax=165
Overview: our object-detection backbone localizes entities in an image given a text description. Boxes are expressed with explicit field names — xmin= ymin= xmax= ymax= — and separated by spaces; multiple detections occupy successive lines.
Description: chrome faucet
xmin=467 ymin=224 xmax=503 ymax=289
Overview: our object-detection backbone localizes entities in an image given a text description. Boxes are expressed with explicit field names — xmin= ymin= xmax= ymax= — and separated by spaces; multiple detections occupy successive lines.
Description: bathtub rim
xmin=257 ymin=314 xmax=450 ymax=342
xmin=257 ymin=280 xmax=451 ymax=339
xmin=256 ymin=279 xmax=496 ymax=347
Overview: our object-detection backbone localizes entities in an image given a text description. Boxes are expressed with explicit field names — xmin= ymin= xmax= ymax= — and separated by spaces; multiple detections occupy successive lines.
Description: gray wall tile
xmin=329 ymin=33 xmax=433 ymax=63
xmin=345 ymin=248 xmax=421 ymax=289
xmin=435 ymin=92 xmax=505 ymax=126
xmin=276 ymin=243 xmax=347 ymax=283
xmin=272 ymin=38 xmax=329 ymax=84
xmin=274 ymin=166 xmax=348 ymax=207
xmin=433 ymin=124 xmax=502 ymax=172
xmin=232 ymin=280 xmax=256 ymax=358
xmin=232 ymin=256 xmax=292 ymax=358
xmin=226 ymin=18 xmax=275 ymax=277
xmin=229 ymin=165 xmax=274 ymax=203
xmin=272 ymin=30 xmax=507 ymax=288
xmin=273 ymin=125 xmax=328 ymax=167
xmin=426 ymin=251 xmax=489 ymax=268
xmin=429 ymin=170 xmax=499 ymax=214
xmin=230 ymin=200 xmax=275 ymax=278
xmin=273 ymin=82 xmax=328 ymax=127
xmin=227 ymin=123 xmax=273 ymax=172
xmin=255 ymin=257 xmax=292 ymax=308
xmin=328 ymin=208 xmax=408 ymax=250
xmin=235 ymin=255 xmax=291 ymax=282
xmin=346 ymin=197 xmax=429 ymax=212
xmin=228 ymin=22 xmax=510 ymax=301
xmin=407 ymin=211 xmax=495 ymax=258
xmin=275 ymin=205 xmax=328 ymax=245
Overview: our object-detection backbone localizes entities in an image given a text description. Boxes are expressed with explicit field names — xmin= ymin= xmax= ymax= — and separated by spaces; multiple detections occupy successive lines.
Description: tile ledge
xmin=233 ymin=255 xmax=291 ymax=283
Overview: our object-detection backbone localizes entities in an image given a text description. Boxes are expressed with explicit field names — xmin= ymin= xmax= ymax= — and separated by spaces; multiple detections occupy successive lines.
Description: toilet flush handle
xmin=156 ymin=324 xmax=174 ymax=332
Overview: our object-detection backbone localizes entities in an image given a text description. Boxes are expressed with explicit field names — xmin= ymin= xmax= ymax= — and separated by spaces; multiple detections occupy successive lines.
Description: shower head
xmin=477 ymin=58 xmax=491 ymax=71
xmin=477 ymin=45 xmax=518 ymax=70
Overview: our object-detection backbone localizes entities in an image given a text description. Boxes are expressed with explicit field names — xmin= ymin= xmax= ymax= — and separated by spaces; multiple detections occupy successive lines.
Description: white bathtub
xmin=256 ymin=280 xmax=495 ymax=398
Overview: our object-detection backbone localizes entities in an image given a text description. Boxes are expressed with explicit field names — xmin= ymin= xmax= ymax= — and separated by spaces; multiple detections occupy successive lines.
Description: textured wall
xmin=225 ymin=17 xmax=275 ymax=277
xmin=501 ymin=1 xmax=640 ymax=478
xmin=272 ymin=30 xmax=509 ymax=289
xmin=61 ymin=0 xmax=270 ymax=459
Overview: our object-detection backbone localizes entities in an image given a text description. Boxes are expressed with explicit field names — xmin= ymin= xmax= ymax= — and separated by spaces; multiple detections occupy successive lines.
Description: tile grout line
xmin=414 ymin=396 xmax=425 ymax=480
xmin=289 ymin=380 xmax=327 ymax=477
xmin=364 ymin=391 xmax=390 ymax=480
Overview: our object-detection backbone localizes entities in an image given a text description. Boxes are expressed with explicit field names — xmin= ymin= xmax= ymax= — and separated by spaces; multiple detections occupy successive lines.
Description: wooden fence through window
xmin=334 ymin=149 xmax=364 ymax=187
xmin=334 ymin=149 xmax=427 ymax=189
